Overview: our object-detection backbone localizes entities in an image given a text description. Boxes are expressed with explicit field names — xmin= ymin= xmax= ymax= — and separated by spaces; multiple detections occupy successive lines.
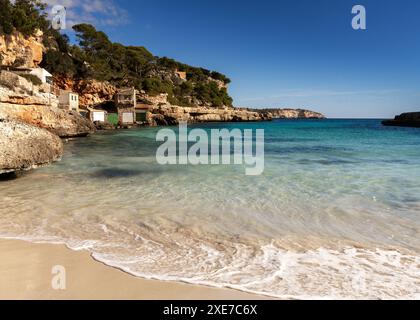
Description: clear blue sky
xmin=54 ymin=0 xmax=420 ymax=118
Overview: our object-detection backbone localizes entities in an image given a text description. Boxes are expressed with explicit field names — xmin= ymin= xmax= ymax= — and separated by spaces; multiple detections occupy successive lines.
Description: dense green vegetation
xmin=20 ymin=73 xmax=42 ymax=85
xmin=0 ymin=0 xmax=48 ymax=36
xmin=0 ymin=0 xmax=233 ymax=107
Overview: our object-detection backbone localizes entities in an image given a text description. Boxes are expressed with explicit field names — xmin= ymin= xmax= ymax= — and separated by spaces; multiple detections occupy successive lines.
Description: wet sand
xmin=0 ymin=239 xmax=268 ymax=300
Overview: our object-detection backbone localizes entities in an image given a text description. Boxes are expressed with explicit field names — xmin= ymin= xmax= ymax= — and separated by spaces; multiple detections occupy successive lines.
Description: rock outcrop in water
xmin=146 ymin=105 xmax=272 ymax=126
xmin=0 ymin=119 xmax=63 ymax=174
xmin=382 ymin=112 xmax=420 ymax=128
xmin=254 ymin=108 xmax=326 ymax=119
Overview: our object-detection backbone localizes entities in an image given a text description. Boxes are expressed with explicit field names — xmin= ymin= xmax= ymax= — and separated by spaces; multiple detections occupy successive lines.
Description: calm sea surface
xmin=0 ymin=119 xmax=419 ymax=298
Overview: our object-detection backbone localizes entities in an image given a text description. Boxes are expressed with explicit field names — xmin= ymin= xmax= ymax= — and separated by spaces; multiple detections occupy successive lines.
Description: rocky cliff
xmin=54 ymin=75 xmax=117 ymax=107
xmin=0 ymin=118 xmax=63 ymax=175
xmin=382 ymin=112 xmax=420 ymax=128
xmin=254 ymin=108 xmax=326 ymax=119
xmin=0 ymin=71 xmax=95 ymax=137
xmin=0 ymin=30 xmax=44 ymax=68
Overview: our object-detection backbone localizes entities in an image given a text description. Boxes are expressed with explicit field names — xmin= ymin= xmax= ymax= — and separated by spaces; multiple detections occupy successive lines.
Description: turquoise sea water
xmin=0 ymin=119 xmax=419 ymax=299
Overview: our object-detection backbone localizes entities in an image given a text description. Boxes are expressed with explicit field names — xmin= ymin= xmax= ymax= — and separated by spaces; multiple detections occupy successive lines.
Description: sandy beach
xmin=0 ymin=239 xmax=267 ymax=300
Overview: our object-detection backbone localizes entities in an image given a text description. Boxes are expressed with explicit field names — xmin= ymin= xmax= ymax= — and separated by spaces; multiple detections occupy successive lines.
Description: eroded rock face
xmin=0 ymin=30 xmax=44 ymax=68
xmin=0 ymin=119 xmax=63 ymax=174
xmin=0 ymin=71 xmax=94 ymax=137
xmin=146 ymin=105 xmax=271 ymax=126
xmin=254 ymin=108 xmax=326 ymax=119
xmin=0 ymin=103 xmax=95 ymax=138
xmin=54 ymin=76 xmax=117 ymax=107
xmin=0 ymin=71 xmax=59 ymax=107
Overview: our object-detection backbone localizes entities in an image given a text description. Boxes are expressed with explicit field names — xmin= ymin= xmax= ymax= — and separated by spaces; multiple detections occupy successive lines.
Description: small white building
xmin=59 ymin=90 xmax=79 ymax=112
xmin=29 ymin=68 xmax=53 ymax=84
xmin=86 ymin=107 xmax=107 ymax=123
xmin=92 ymin=110 xmax=106 ymax=122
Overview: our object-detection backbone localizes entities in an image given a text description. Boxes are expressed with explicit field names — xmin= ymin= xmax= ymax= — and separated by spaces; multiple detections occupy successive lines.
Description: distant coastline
xmin=251 ymin=108 xmax=325 ymax=119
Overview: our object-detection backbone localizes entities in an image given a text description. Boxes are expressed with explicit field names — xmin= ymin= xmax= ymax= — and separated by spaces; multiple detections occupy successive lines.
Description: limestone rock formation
xmin=254 ymin=108 xmax=326 ymax=119
xmin=0 ymin=104 xmax=95 ymax=138
xmin=54 ymin=76 xmax=117 ymax=107
xmin=146 ymin=105 xmax=271 ymax=126
xmin=0 ymin=72 xmax=95 ymax=137
xmin=0 ymin=71 xmax=57 ymax=106
xmin=0 ymin=119 xmax=63 ymax=174
xmin=0 ymin=30 xmax=44 ymax=68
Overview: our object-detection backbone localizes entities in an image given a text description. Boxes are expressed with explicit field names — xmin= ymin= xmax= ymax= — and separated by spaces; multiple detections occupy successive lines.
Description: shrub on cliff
xmin=20 ymin=73 xmax=42 ymax=86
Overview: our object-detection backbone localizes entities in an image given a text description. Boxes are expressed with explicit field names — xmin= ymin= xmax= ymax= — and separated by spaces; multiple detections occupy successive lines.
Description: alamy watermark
xmin=50 ymin=4 xmax=366 ymax=31
xmin=352 ymin=5 xmax=367 ymax=30
xmin=156 ymin=123 xmax=265 ymax=176
xmin=51 ymin=265 xmax=66 ymax=290
xmin=51 ymin=5 xmax=66 ymax=30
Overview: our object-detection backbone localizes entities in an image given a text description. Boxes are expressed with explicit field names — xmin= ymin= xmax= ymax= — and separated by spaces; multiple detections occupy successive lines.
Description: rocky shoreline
xmin=252 ymin=108 xmax=325 ymax=119
xmin=0 ymin=31 xmax=325 ymax=176
xmin=146 ymin=106 xmax=326 ymax=126
xmin=0 ymin=71 xmax=95 ymax=175
xmin=0 ymin=102 xmax=323 ymax=175
xmin=0 ymin=118 xmax=63 ymax=175
xmin=0 ymin=70 xmax=326 ymax=176
xmin=146 ymin=105 xmax=272 ymax=126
